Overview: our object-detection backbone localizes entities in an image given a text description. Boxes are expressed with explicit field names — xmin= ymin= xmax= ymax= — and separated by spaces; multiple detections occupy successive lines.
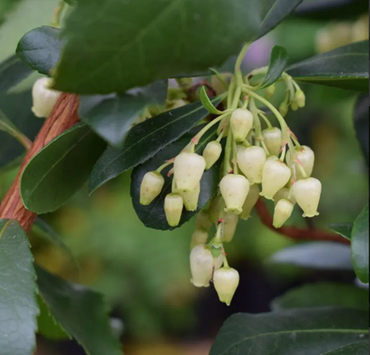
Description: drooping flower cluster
xmin=139 ymin=46 xmax=322 ymax=306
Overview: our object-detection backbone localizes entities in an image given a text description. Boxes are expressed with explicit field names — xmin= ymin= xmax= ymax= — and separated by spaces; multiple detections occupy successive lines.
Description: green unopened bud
xmin=190 ymin=229 xmax=209 ymax=249
xmin=179 ymin=183 xmax=200 ymax=212
xmin=273 ymin=199 xmax=294 ymax=228
xmin=262 ymin=128 xmax=283 ymax=156
xmin=32 ymin=77 xmax=62 ymax=118
xmin=261 ymin=159 xmax=292 ymax=200
xmin=237 ymin=146 xmax=267 ymax=184
xmin=140 ymin=171 xmax=165 ymax=205
xmin=213 ymin=267 xmax=240 ymax=306
xmin=295 ymin=90 xmax=306 ymax=108
xmin=265 ymin=84 xmax=276 ymax=99
xmin=203 ymin=141 xmax=222 ymax=170
xmin=293 ymin=178 xmax=322 ymax=218
xmin=174 ymin=153 xmax=206 ymax=192
xmin=222 ymin=214 xmax=239 ymax=243
xmin=164 ymin=193 xmax=184 ymax=227
xmin=220 ymin=174 xmax=250 ymax=215
xmin=279 ymin=103 xmax=289 ymax=117
xmin=230 ymin=108 xmax=254 ymax=142
xmin=291 ymin=102 xmax=299 ymax=111
xmin=241 ymin=184 xmax=260 ymax=220
xmin=287 ymin=145 xmax=315 ymax=179
xmin=195 ymin=211 xmax=212 ymax=231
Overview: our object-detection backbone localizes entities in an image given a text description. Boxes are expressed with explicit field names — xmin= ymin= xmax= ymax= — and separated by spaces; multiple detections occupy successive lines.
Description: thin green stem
xmin=194 ymin=112 xmax=230 ymax=144
xmin=261 ymin=141 xmax=270 ymax=155
xmin=234 ymin=43 xmax=250 ymax=74
xmin=258 ymin=112 xmax=273 ymax=128
xmin=233 ymin=141 xmax=239 ymax=174
xmin=52 ymin=0 xmax=65 ymax=27
xmin=231 ymin=86 xmax=242 ymax=110
xmin=249 ymin=98 xmax=262 ymax=146
xmin=156 ymin=161 xmax=174 ymax=173
xmin=290 ymin=133 xmax=301 ymax=148
xmin=223 ymin=128 xmax=233 ymax=175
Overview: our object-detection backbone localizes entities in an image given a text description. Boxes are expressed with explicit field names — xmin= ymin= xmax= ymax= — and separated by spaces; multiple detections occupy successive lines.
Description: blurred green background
xmin=0 ymin=1 xmax=368 ymax=354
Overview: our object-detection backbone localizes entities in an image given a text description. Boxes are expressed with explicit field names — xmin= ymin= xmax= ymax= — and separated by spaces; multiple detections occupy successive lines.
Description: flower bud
xmin=262 ymin=128 xmax=283 ymax=156
xmin=164 ymin=193 xmax=183 ymax=227
xmin=209 ymin=194 xmax=225 ymax=224
xmin=213 ymin=267 xmax=240 ymax=306
xmin=287 ymin=146 xmax=315 ymax=179
xmin=203 ymin=141 xmax=222 ymax=170
xmin=291 ymin=102 xmax=299 ymax=111
xmin=265 ymin=84 xmax=276 ymax=99
xmin=230 ymin=108 xmax=254 ymax=142
xmin=274 ymin=187 xmax=296 ymax=205
xmin=32 ymin=77 xmax=62 ymax=118
xmin=295 ymin=90 xmax=306 ymax=108
xmin=279 ymin=103 xmax=289 ymax=117
xmin=195 ymin=211 xmax=212 ymax=231
xmin=241 ymin=184 xmax=260 ymax=220
xmin=222 ymin=214 xmax=239 ymax=243
xmin=237 ymin=146 xmax=266 ymax=184
xmin=261 ymin=159 xmax=291 ymax=200
xmin=174 ymin=153 xmax=206 ymax=192
xmin=140 ymin=171 xmax=165 ymax=205
xmin=220 ymin=174 xmax=250 ymax=215
xmin=211 ymin=74 xmax=231 ymax=95
xmin=273 ymin=199 xmax=294 ymax=228
xmin=293 ymin=178 xmax=322 ymax=218
xmin=179 ymin=183 xmax=200 ymax=212
xmin=190 ymin=229 xmax=209 ymax=249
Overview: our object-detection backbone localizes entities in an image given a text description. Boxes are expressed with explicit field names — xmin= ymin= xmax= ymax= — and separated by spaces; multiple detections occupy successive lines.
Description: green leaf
xmin=36 ymin=265 xmax=122 ymax=355
xmin=16 ymin=26 xmax=63 ymax=75
xmin=210 ymin=308 xmax=369 ymax=355
xmin=0 ymin=55 xmax=33 ymax=94
xmin=329 ymin=223 xmax=353 ymax=241
xmin=0 ymin=220 xmax=38 ymax=355
xmin=321 ymin=340 xmax=369 ymax=355
xmin=20 ymin=123 xmax=106 ymax=214
xmin=53 ymin=0 xmax=303 ymax=94
xmin=259 ymin=45 xmax=289 ymax=88
xmin=287 ymin=41 xmax=369 ymax=92
xmin=199 ymin=86 xmax=223 ymax=114
xmin=353 ymin=95 xmax=369 ymax=165
xmin=79 ymin=81 xmax=168 ymax=147
xmin=351 ymin=205 xmax=369 ymax=283
xmin=271 ymin=283 xmax=369 ymax=311
xmin=131 ymin=126 xmax=220 ymax=230
xmin=89 ymin=99 xmax=219 ymax=193
xmin=268 ymin=242 xmax=353 ymax=270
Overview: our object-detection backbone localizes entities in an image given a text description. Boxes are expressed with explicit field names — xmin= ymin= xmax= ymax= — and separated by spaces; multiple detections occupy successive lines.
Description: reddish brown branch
xmin=255 ymin=199 xmax=350 ymax=245
xmin=0 ymin=93 xmax=80 ymax=233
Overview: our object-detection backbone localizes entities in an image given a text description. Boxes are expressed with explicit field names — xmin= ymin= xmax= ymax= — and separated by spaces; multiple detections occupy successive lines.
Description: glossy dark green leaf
xmin=269 ymin=242 xmax=353 ymax=270
xmin=260 ymin=45 xmax=289 ymax=88
xmin=321 ymin=340 xmax=369 ymax=355
xmin=0 ymin=55 xmax=33 ymax=94
xmin=16 ymin=26 xmax=63 ymax=75
xmin=79 ymin=81 xmax=168 ymax=147
xmin=20 ymin=123 xmax=106 ymax=214
xmin=329 ymin=223 xmax=353 ymax=241
xmin=0 ymin=220 xmax=38 ymax=355
xmin=89 ymin=99 xmax=219 ymax=193
xmin=53 ymin=0 xmax=303 ymax=94
xmin=131 ymin=127 xmax=220 ymax=230
xmin=287 ymin=41 xmax=369 ymax=91
xmin=353 ymin=95 xmax=369 ymax=165
xmin=0 ymin=90 xmax=43 ymax=168
xmin=272 ymin=283 xmax=369 ymax=311
xmin=36 ymin=265 xmax=122 ymax=355
xmin=210 ymin=308 xmax=369 ymax=355
xmin=351 ymin=205 xmax=369 ymax=283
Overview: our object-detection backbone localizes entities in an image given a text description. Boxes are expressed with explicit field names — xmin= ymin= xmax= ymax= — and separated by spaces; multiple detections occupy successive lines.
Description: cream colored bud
xmin=203 ymin=141 xmax=222 ymax=170
xmin=220 ymin=174 xmax=250 ymax=215
xmin=32 ymin=77 xmax=62 ymax=118
xmin=179 ymin=183 xmax=200 ymax=212
xmin=241 ymin=184 xmax=260 ymax=220
xmin=195 ymin=211 xmax=212 ymax=231
xmin=230 ymin=108 xmax=254 ymax=142
xmin=164 ymin=193 xmax=184 ymax=227
xmin=140 ymin=171 xmax=165 ymax=205
xmin=279 ymin=103 xmax=289 ymax=117
xmin=174 ymin=153 xmax=206 ymax=192
xmin=295 ymin=90 xmax=306 ymax=108
xmin=265 ymin=84 xmax=276 ymax=99
xmin=273 ymin=199 xmax=294 ymax=228
xmin=262 ymin=128 xmax=283 ymax=156
xmin=213 ymin=267 xmax=240 ymax=306
xmin=237 ymin=146 xmax=266 ymax=184
xmin=222 ymin=214 xmax=239 ymax=243
xmin=288 ymin=145 xmax=315 ymax=180
xmin=293 ymin=178 xmax=322 ymax=218
xmin=261 ymin=159 xmax=292 ymax=200
xmin=190 ymin=229 xmax=209 ymax=249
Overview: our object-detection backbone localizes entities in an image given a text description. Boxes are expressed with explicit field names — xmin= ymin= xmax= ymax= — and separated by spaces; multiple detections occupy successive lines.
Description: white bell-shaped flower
xmin=241 ymin=184 xmax=260 ymax=220
xmin=230 ymin=108 xmax=254 ymax=142
xmin=287 ymin=146 xmax=315 ymax=180
xmin=179 ymin=183 xmax=200 ymax=212
xmin=273 ymin=199 xmax=294 ymax=228
xmin=190 ymin=229 xmax=209 ymax=249
xmin=293 ymin=178 xmax=322 ymax=218
xmin=164 ymin=193 xmax=184 ymax=227
xmin=203 ymin=141 xmax=222 ymax=170
xmin=220 ymin=174 xmax=250 ymax=215
xmin=213 ymin=267 xmax=240 ymax=306
xmin=222 ymin=214 xmax=239 ymax=243
xmin=32 ymin=77 xmax=62 ymax=118
xmin=140 ymin=171 xmax=165 ymax=205
xmin=262 ymin=128 xmax=283 ymax=156
xmin=261 ymin=159 xmax=291 ymax=200
xmin=237 ymin=146 xmax=267 ymax=184
xmin=174 ymin=153 xmax=206 ymax=192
